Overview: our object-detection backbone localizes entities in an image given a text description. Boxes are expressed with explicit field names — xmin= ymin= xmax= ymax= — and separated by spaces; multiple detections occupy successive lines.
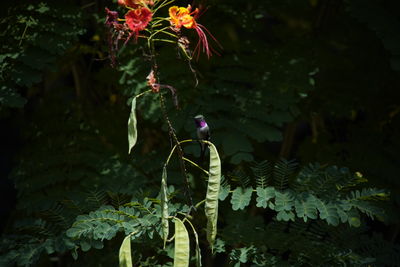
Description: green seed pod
xmin=128 ymin=97 xmax=137 ymax=154
xmin=119 ymin=234 xmax=133 ymax=267
xmin=204 ymin=141 xmax=221 ymax=250
xmin=173 ymin=218 xmax=190 ymax=267
xmin=161 ymin=166 xmax=169 ymax=248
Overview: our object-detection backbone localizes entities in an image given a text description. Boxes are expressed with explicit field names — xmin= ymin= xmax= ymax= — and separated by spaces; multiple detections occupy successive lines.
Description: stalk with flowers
xmin=105 ymin=0 xmax=219 ymax=65
xmin=104 ymin=1 xmax=222 ymax=266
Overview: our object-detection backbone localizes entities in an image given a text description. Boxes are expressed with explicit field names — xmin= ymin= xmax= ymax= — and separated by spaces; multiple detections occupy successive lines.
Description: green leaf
xmin=80 ymin=240 xmax=91 ymax=252
xmin=213 ymin=239 xmax=226 ymax=254
xmin=218 ymin=183 xmax=230 ymax=201
xmin=252 ymin=160 xmax=272 ymax=189
xmin=230 ymin=152 xmax=254 ymax=164
xmin=119 ymin=234 xmax=133 ymax=267
xmin=263 ymin=125 xmax=283 ymax=141
xmin=222 ymin=132 xmax=253 ymax=156
xmin=11 ymin=63 xmax=42 ymax=87
xmin=231 ymin=187 xmax=253 ymax=211
xmin=173 ymin=218 xmax=190 ymax=267
xmin=350 ymin=200 xmax=385 ymax=220
xmin=273 ymin=159 xmax=297 ymax=190
xmin=276 ymin=210 xmax=295 ymax=221
xmin=294 ymin=193 xmax=318 ymax=221
xmin=348 ymin=188 xmax=387 ymax=201
xmin=336 ymin=205 xmax=349 ymax=223
xmin=315 ymin=199 xmax=339 ymax=226
xmin=274 ymin=190 xmax=295 ymax=212
xmin=128 ymin=97 xmax=137 ymax=154
xmin=347 ymin=209 xmax=361 ymax=227
xmin=255 ymin=187 xmax=275 ymax=208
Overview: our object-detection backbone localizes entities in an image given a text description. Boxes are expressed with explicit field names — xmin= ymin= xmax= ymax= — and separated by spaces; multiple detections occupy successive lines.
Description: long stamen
xmin=197 ymin=24 xmax=222 ymax=49
xmin=194 ymin=25 xmax=211 ymax=59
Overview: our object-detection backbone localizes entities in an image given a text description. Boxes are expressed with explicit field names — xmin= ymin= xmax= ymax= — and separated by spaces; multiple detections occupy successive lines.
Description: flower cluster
xmin=105 ymin=0 xmax=219 ymax=65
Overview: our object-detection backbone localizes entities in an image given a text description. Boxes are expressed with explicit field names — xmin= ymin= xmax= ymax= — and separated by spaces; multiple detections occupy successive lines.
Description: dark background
xmin=1 ymin=0 xmax=400 ymax=266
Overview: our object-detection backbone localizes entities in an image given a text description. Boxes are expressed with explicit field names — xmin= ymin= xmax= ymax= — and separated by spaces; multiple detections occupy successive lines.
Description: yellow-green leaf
xmin=161 ymin=166 xmax=169 ymax=248
xmin=119 ymin=234 xmax=133 ymax=267
xmin=204 ymin=141 xmax=221 ymax=249
xmin=173 ymin=218 xmax=190 ymax=267
xmin=128 ymin=97 xmax=137 ymax=154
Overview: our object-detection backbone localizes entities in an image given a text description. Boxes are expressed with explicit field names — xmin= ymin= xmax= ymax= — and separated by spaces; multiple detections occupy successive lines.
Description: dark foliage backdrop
xmin=1 ymin=0 xmax=400 ymax=266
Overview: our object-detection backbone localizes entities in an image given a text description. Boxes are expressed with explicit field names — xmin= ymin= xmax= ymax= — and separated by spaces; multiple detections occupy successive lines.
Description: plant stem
xmin=182 ymin=157 xmax=209 ymax=175
xmin=135 ymin=89 xmax=152 ymax=98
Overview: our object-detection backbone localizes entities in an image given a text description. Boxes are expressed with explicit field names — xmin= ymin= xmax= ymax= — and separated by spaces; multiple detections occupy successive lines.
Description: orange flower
xmin=169 ymin=5 xmax=220 ymax=59
xmin=125 ymin=7 xmax=153 ymax=40
xmin=118 ymin=0 xmax=154 ymax=9
xmin=169 ymin=5 xmax=198 ymax=29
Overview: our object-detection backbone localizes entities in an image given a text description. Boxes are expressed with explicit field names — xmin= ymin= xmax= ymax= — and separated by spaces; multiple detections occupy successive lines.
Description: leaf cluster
xmin=216 ymin=159 xmax=396 ymax=266
xmin=0 ymin=2 xmax=84 ymax=109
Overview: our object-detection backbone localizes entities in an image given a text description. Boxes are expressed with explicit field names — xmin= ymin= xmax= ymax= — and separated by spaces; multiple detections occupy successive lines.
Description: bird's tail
xmin=199 ymin=142 xmax=209 ymax=163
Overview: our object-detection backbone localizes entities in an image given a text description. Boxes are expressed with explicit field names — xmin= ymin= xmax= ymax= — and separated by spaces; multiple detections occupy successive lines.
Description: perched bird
xmin=194 ymin=114 xmax=210 ymax=161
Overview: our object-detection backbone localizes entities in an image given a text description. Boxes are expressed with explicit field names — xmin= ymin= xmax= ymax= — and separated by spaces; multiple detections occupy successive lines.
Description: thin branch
xmin=182 ymin=157 xmax=209 ymax=175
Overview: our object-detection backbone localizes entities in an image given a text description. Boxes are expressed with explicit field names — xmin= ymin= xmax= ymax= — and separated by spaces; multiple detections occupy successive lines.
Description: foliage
xmin=1 ymin=0 xmax=400 ymax=266
xmin=218 ymin=160 xmax=397 ymax=266
xmin=0 ymin=2 xmax=84 ymax=109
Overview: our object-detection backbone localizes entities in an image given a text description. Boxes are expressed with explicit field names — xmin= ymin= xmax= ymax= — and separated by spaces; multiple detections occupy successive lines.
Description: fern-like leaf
xmin=294 ymin=192 xmax=318 ymax=222
xmin=251 ymin=160 xmax=272 ymax=189
xmin=273 ymin=159 xmax=297 ymax=190
xmin=231 ymin=187 xmax=253 ymax=210
xmin=255 ymin=187 xmax=275 ymax=208
xmin=315 ymin=198 xmax=339 ymax=226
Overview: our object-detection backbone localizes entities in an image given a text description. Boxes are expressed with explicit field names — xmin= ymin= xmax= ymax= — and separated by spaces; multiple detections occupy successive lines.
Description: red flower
xmin=125 ymin=7 xmax=153 ymax=40
xmin=118 ymin=0 xmax=154 ymax=9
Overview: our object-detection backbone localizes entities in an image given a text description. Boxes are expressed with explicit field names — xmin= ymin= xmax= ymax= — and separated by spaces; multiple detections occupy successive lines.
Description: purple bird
xmin=194 ymin=114 xmax=210 ymax=160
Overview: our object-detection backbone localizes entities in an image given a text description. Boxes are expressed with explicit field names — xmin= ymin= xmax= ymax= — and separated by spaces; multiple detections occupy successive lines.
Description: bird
xmin=194 ymin=114 xmax=210 ymax=161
